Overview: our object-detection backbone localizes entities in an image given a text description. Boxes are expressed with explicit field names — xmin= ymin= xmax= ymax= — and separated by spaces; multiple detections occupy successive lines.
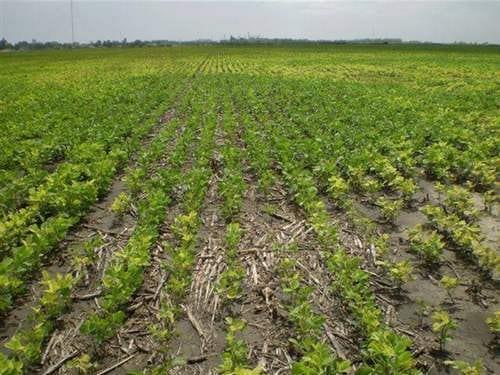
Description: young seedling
xmin=225 ymin=222 xmax=242 ymax=258
xmin=263 ymin=203 xmax=278 ymax=217
xmin=482 ymin=190 xmax=496 ymax=213
xmin=440 ymin=275 xmax=459 ymax=304
xmin=327 ymin=174 xmax=349 ymax=205
xmin=291 ymin=341 xmax=351 ymax=374
xmin=373 ymin=233 xmax=390 ymax=259
xmin=486 ymin=309 xmax=500 ymax=348
xmin=359 ymin=330 xmax=417 ymax=374
xmin=431 ymin=310 xmax=457 ymax=352
xmin=376 ymin=197 xmax=403 ymax=223
xmin=80 ymin=311 xmax=126 ymax=344
xmin=415 ymin=299 xmax=431 ymax=329
xmin=408 ymin=224 xmax=444 ymax=265
xmin=66 ymin=354 xmax=96 ymax=374
xmin=0 ymin=353 xmax=23 ymax=374
xmin=486 ymin=310 xmax=500 ymax=335
xmin=388 ymin=260 xmax=413 ymax=289
xmin=219 ymin=317 xmax=250 ymax=374
xmin=110 ymin=192 xmax=132 ymax=217
xmin=398 ymin=178 xmax=417 ymax=202
xmin=71 ymin=235 xmax=102 ymax=281
xmin=217 ymin=265 xmax=245 ymax=301
xmin=444 ymin=359 xmax=485 ymax=375
xmin=439 ymin=184 xmax=478 ymax=222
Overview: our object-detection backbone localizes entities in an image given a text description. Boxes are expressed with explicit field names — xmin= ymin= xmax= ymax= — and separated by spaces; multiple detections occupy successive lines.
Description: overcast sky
xmin=1 ymin=1 xmax=499 ymax=44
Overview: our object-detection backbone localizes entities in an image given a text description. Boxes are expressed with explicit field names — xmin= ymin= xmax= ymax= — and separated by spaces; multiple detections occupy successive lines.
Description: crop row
xmin=421 ymin=184 xmax=498 ymax=277
xmin=215 ymin=87 xmax=254 ymax=374
xmin=227 ymin=76 xmax=422 ymax=373
xmin=79 ymin=94 xmax=200 ymax=344
xmin=0 ymin=237 xmax=102 ymax=373
xmin=234 ymin=73 xmax=496 ymax=277
xmin=0 ymin=55 xmax=198 ymax=219
xmin=149 ymin=77 xmax=218 ymax=373
xmin=0 ymin=77 xmax=193 ymax=315
xmin=230 ymin=83 xmax=348 ymax=372
xmin=0 ymin=80 xmax=204 ymax=373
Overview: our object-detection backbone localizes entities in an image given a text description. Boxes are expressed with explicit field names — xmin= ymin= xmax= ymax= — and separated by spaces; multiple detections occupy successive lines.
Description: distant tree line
xmin=220 ymin=35 xmax=497 ymax=46
xmin=221 ymin=36 xmax=406 ymax=45
xmin=0 ymin=37 xmax=178 ymax=50
xmin=0 ymin=36 xmax=496 ymax=51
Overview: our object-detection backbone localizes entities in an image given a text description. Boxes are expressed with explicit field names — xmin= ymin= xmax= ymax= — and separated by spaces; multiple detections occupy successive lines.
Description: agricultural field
xmin=0 ymin=44 xmax=498 ymax=375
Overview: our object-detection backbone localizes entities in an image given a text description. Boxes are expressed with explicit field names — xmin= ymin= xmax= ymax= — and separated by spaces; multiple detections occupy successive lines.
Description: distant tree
xmin=0 ymin=38 xmax=12 ymax=50
xmin=15 ymin=41 xmax=30 ymax=50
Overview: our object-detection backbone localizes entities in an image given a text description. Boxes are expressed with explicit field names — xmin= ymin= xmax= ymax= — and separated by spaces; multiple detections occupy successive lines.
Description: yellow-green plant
xmin=388 ymin=260 xmax=413 ymax=288
xmin=486 ymin=310 xmax=500 ymax=334
xmin=482 ymin=190 xmax=496 ymax=213
xmin=438 ymin=184 xmax=478 ymax=222
xmin=440 ymin=275 xmax=459 ymax=303
xmin=66 ymin=354 xmax=96 ymax=374
xmin=408 ymin=224 xmax=444 ymax=265
xmin=432 ymin=310 xmax=457 ymax=351
xmin=219 ymin=317 xmax=259 ymax=374
xmin=376 ymin=197 xmax=403 ymax=223
xmin=110 ymin=191 xmax=132 ymax=216
xmin=373 ymin=233 xmax=390 ymax=259
xmin=0 ymin=353 xmax=23 ymax=375
xmin=444 ymin=359 xmax=485 ymax=375
xmin=327 ymin=175 xmax=349 ymax=205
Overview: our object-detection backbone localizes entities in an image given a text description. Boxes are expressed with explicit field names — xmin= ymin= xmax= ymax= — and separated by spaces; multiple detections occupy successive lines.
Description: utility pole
xmin=70 ymin=0 xmax=75 ymax=45
xmin=0 ymin=1 xmax=5 ymax=41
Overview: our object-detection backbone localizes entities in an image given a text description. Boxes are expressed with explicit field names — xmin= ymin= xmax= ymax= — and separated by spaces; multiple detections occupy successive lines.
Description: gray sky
xmin=1 ymin=1 xmax=499 ymax=44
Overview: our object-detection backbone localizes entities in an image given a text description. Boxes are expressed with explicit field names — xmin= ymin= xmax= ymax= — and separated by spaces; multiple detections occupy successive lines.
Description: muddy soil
xmin=336 ymin=177 xmax=499 ymax=374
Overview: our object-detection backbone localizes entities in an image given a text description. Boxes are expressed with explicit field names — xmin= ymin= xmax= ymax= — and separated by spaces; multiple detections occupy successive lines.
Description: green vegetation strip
xmin=80 ymin=89 xmax=201 ymax=344
xmin=231 ymin=78 xmax=421 ymax=373
xmin=216 ymin=88 xmax=253 ymax=374
xmin=0 ymin=92 xmax=192 ymax=372
xmin=0 ymin=86 xmax=188 ymax=315
xmin=149 ymin=78 xmax=218 ymax=372
xmin=0 ymin=237 xmax=103 ymax=372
